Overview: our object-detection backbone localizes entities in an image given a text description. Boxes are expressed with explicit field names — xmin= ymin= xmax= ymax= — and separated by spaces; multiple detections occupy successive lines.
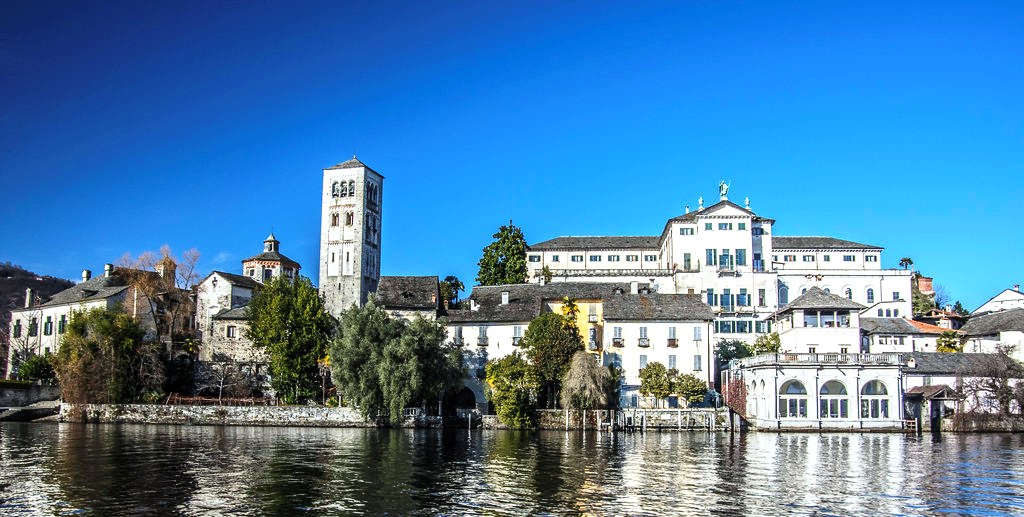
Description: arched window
xmin=867 ymin=288 xmax=875 ymax=304
xmin=824 ymin=287 xmax=831 ymax=294
xmin=893 ymin=309 xmax=899 ymax=317
xmin=345 ymin=212 xmax=354 ymax=226
xmin=860 ymin=381 xmax=889 ymax=418
xmin=779 ymin=286 xmax=789 ymax=306
xmin=330 ymin=213 xmax=339 ymax=227
xmin=348 ymin=180 xmax=355 ymax=195
xmin=331 ymin=181 xmax=340 ymax=197
xmin=877 ymin=309 xmax=883 ymax=316
xmin=779 ymin=380 xmax=808 ymax=418
xmin=801 ymin=288 xmax=807 ymax=295
xmin=845 ymin=288 xmax=853 ymax=300
xmin=819 ymin=381 xmax=848 ymax=418
xmin=885 ymin=309 xmax=892 ymax=317
xmin=340 ymin=181 xmax=348 ymax=197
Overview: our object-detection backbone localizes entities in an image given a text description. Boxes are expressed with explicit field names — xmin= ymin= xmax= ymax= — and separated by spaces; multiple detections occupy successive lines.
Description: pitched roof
xmin=778 ymin=287 xmax=865 ymax=313
xmin=213 ymin=306 xmax=249 ymax=320
xmin=446 ymin=282 xmax=634 ymax=324
xmin=971 ymin=288 xmax=1024 ymax=315
xmin=859 ymin=317 xmax=921 ymax=335
xmin=35 ymin=270 xmax=137 ymax=308
xmin=960 ymin=308 xmax=1024 ymax=337
xmin=202 ymin=271 xmax=261 ymax=289
xmin=905 ymin=352 xmax=1024 ymax=377
xmin=528 ymin=236 xmax=660 ymax=251
xmin=906 ymin=319 xmax=954 ymax=335
xmin=905 ymin=384 xmax=955 ymax=399
xmin=772 ymin=236 xmax=882 ymax=250
xmin=241 ymin=250 xmax=300 ymax=268
xmin=603 ymin=293 xmax=714 ymax=321
xmin=376 ymin=276 xmax=439 ymax=311
xmin=324 ymin=157 xmax=383 ymax=176
xmin=666 ymin=200 xmax=771 ymax=223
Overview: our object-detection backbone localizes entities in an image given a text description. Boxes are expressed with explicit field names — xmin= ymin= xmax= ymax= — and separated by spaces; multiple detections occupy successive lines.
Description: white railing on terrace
xmin=735 ymin=352 xmax=903 ymax=367
xmin=544 ymin=268 xmax=674 ymax=277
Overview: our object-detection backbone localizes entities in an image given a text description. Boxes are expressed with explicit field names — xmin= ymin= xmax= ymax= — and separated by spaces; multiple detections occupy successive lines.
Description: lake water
xmin=1 ymin=423 xmax=1023 ymax=516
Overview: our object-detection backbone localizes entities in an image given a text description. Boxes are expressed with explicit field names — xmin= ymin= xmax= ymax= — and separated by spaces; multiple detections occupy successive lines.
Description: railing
xmin=588 ymin=314 xmax=598 ymax=323
xmin=477 ymin=337 xmax=488 ymax=346
xmin=512 ymin=336 xmax=521 ymax=346
xmin=735 ymin=352 xmax=903 ymax=368
xmin=638 ymin=338 xmax=650 ymax=348
xmin=539 ymin=268 xmax=674 ymax=278
xmin=667 ymin=338 xmax=678 ymax=348
xmin=613 ymin=338 xmax=624 ymax=348
xmin=588 ymin=340 xmax=600 ymax=351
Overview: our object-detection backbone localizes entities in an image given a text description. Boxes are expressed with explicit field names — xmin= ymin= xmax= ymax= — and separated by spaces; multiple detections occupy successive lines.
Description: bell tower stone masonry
xmin=319 ymin=156 xmax=383 ymax=317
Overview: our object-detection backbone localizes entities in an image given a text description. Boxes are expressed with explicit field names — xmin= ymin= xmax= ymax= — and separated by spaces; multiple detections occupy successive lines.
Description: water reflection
xmin=2 ymin=423 xmax=1024 ymax=515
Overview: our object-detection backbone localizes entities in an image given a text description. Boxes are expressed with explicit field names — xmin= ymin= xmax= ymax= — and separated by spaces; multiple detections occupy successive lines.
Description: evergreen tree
xmin=438 ymin=275 xmax=464 ymax=306
xmin=476 ymin=221 xmax=528 ymax=285
xmin=247 ymin=276 xmax=333 ymax=404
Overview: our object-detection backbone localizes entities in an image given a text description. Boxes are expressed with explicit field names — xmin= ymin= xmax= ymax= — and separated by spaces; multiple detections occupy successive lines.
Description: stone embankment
xmin=60 ymin=404 xmax=443 ymax=428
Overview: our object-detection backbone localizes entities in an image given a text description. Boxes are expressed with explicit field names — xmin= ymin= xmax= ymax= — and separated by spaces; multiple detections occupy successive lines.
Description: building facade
xmin=319 ymin=157 xmax=383 ymax=317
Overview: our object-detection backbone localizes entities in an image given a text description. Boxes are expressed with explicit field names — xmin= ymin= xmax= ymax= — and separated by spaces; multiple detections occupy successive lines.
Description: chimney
xmin=25 ymin=288 xmax=33 ymax=308
xmin=470 ymin=299 xmax=479 ymax=311
xmin=104 ymin=263 xmax=114 ymax=278
xmin=630 ymin=281 xmax=639 ymax=295
xmin=501 ymin=291 xmax=509 ymax=305
xmin=82 ymin=269 xmax=92 ymax=283
xmin=1015 ymin=284 xmax=1021 ymax=292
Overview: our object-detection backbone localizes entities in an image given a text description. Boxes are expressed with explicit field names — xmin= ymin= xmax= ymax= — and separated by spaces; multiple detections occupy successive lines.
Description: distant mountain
xmin=0 ymin=262 xmax=74 ymax=377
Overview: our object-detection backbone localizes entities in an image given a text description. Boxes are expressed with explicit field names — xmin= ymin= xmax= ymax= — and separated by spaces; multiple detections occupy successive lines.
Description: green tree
xmin=952 ymin=300 xmax=969 ymax=316
xmin=638 ymin=362 xmax=671 ymax=407
xmin=750 ymin=332 xmax=781 ymax=355
xmin=540 ymin=265 xmax=553 ymax=284
xmin=673 ymin=373 xmax=709 ymax=405
xmin=715 ymin=339 xmax=751 ymax=363
xmin=899 ymin=257 xmax=914 ymax=270
xmin=560 ymin=351 xmax=610 ymax=410
xmin=520 ymin=311 xmax=584 ymax=408
xmin=247 ymin=276 xmax=333 ymax=404
xmin=476 ymin=221 xmax=528 ymax=286
xmin=330 ymin=298 xmax=463 ymax=421
xmin=438 ymin=275 xmax=464 ymax=306
xmin=17 ymin=352 xmax=55 ymax=382
xmin=53 ymin=307 xmax=164 ymax=403
xmin=937 ymin=330 xmax=965 ymax=353
xmin=485 ymin=352 xmax=540 ymax=429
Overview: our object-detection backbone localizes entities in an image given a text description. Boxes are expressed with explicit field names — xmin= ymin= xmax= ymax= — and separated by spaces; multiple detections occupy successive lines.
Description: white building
xmin=859 ymin=317 xmax=948 ymax=353
xmin=972 ymin=286 xmax=1024 ymax=315
xmin=960 ymin=308 xmax=1024 ymax=362
xmin=772 ymin=287 xmax=865 ymax=355
xmin=319 ymin=157 xmax=383 ymax=317
xmin=525 ymin=183 xmax=912 ymax=345
xmin=6 ymin=264 xmax=162 ymax=378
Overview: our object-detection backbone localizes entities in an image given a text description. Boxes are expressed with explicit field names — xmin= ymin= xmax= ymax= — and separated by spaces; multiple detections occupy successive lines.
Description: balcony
xmin=638 ymin=338 xmax=650 ymax=348
xmin=612 ymin=338 xmax=624 ymax=348
xmin=512 ymin=336 xmax=521 ymax=346
xmin=735 ymin=352 xmax=903 ymax=368
xmin=667 ymin=338 xmax=678 ymax=348
xmin=453 ymin=337 xmax=463 ymax=346
xmin=477 ymin=337 xmax=488 ymax=346
xmin=588 ymin=314 xmax=598 ymax=323
xmin=588 ymin=339 xmax=600 ymax=351
xmin=717 ymin=264 xmax=738 ymax=277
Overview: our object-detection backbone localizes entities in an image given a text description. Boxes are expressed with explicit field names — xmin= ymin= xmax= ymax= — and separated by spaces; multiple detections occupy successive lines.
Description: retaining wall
xmin=0 ymin=384 xmax=61 ymax=407
xmin=59 ymin=404 xmax=444 ymax=428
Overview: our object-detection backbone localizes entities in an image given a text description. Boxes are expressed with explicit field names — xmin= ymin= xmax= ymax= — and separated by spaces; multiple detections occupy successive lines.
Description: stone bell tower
xmin=319 ymin=156 xmax=383 ymax=317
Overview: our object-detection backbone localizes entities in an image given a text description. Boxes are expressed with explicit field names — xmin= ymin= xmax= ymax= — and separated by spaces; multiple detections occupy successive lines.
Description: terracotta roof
xmin=241 ymin=251 xmax=300 ymax=268
xmin=906 ymin=319 xmax=955 ymax=335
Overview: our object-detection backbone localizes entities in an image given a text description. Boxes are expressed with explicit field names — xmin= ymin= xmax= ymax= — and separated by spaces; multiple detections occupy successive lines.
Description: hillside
xmin=0 ymin=262 xmax=74 ymax=377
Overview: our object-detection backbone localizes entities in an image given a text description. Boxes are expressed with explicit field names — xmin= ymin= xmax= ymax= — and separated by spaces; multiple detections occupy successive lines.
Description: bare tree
xmin=934 ymin=284 xmax=951 ymax=310
xmin=118 ymin=245 xmax=200 ymax=350
xmin=560 ymin=351 xmax=610 ymax=409
xmin=958 ymin=351 xmax=1024 ymax=416
xmin=6 ymin=307 xmax=42 ymax=379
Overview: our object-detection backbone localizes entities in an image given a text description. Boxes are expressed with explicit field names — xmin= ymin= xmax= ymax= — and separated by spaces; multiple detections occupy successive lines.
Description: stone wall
xmin=946 ymin=413 xmax=1024 ymax=432
xmin=60 ymin=404 xmax=444 ymax=428
xmin=0 ymin=383 xmax=60 ymax=407
xmin=483 ymin=408 xmax=725 ymax=431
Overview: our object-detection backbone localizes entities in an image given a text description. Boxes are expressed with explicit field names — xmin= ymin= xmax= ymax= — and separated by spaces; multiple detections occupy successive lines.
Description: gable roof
xmin=376 ymin=276 xmax=439 ymax=311
xmin=212 ymin=306 xmax=249 ymax=320
xmin=33 ymin=269 xmax=142 ymax=308
xmin=528 ymin=236 xmax=660 ymax=251
xmin=778 ymin=286 xmax=865 ymax=313
xmin=603 ymin=293 xmax=714 ymax=321
xmin=666 ymin=200 xmax=770 ymax=223
xmin=772 ymin=237 xmax=882 ymax=250
xmin=960 ymin=308 xmax=1024 ymax=337
xmin=859 ymin=317 xmax=921 ymax=335
xmin=201 ymin=271 xmax=261 ymax=289
xmin=906 ymin=319 xmax=953 ymax=335
xmin=904 ymin=352 xmax=1024 ymax=377
xmin=971 ymin=288 xmax=1024 ymax=315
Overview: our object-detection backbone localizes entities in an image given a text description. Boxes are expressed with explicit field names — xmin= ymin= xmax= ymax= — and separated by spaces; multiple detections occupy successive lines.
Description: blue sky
xmin=1 ymin=1 xmax=1021 ymax=310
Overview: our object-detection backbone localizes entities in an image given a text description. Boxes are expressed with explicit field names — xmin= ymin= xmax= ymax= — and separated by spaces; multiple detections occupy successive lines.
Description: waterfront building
xmin=319 ymin=157 xmax=383 ymax=318
xmin=859 ymin=317 xmax=949 ymax=353
xmin=772 ymin=287 xmax=865 ymax=355
xmin=524 ymin=183 xmax=913 ymax=344
xmin=194 ymin=234 xmax=300 ymax=363
xmin=960 ymin=308 xmax=1024 ymax=361
xmin=6 ymin=264 xmax=165 ymax=377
